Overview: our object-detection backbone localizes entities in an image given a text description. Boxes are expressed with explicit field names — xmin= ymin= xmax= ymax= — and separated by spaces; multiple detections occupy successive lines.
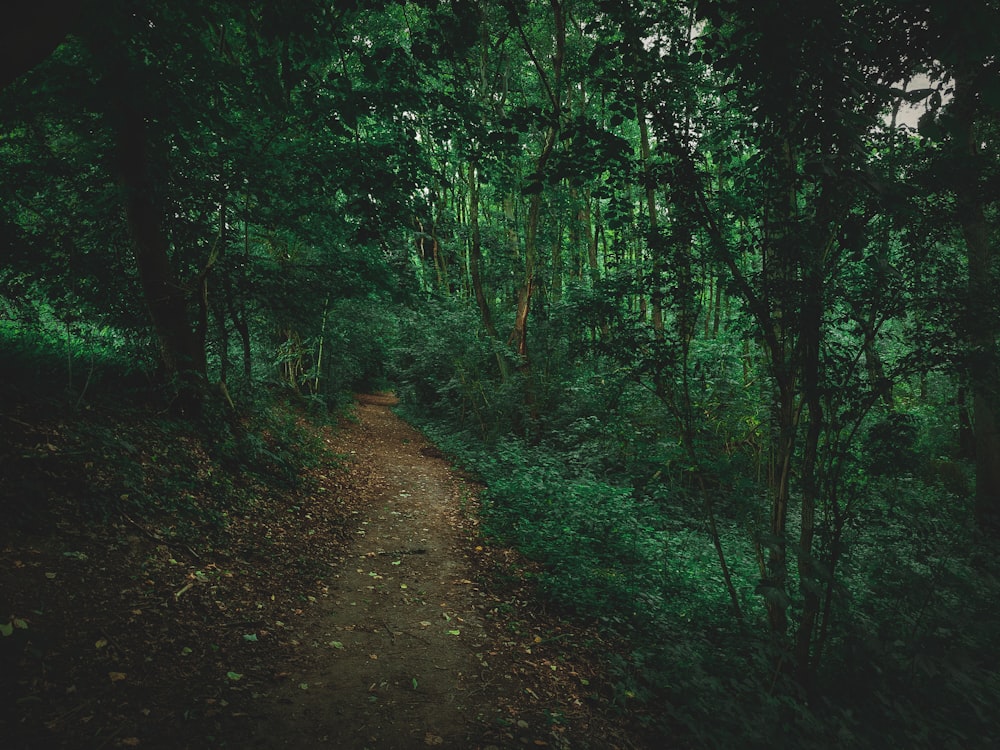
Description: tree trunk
xmin=212 ymin=296 xmax=229 ymax=385
xmin=584 ymin=190 xmax=601 ymax=285
xmin=761 ymin=137 xmax=801 ymax=639
xmin=793 ymin=267 xmax=824 ymax=688
xmin=637 ymin=104 xmax=664 ymax=338
xmin=859 ymin=312 xmax=892 ymax=406
xmin=508 ymin=0 xmax=565 ymax=366
xmin=712 ymin=274 xmax=723 ymax=337
xmin=114 ymin=86 xmax=206 ymax=415
xmin=952 ymin=68 xmax=1000 ymax=534
xmin=468 ymin=162 xmax=498 ymax=339
xmin=765 ymin=377 xmax=796 ymax=636
xmin=233 ymin=302 xmax=252 ymax=382
xmin=958 ymin=382 xmax=975 ymax=459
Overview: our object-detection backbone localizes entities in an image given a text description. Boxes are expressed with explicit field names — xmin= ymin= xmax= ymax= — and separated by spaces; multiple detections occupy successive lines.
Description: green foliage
xmin=1 ymin=0 xmax=419 ymax=414
xmin=392 ymin=298 xmax=522 ymax=438
xmin=5 ymin=0 xmax=1000 ymax=747
xmin=864 ymin=412 xmax=920 ymax=477
xmin=211 ymin=395 xmax=324 ymax=487
xmin=322 ymin=298 xmax=400 ymax=395
xmin=0 ymin=326 xmax=327 ymax=540
xmin=484 ymin=453 xmax=673 ymax=621
xmin=0 ymin=315 xmax=153 ymax=405
xmin=819 ymin=475 xmax=1000 ymax=749
xmin=395 ymin=273 xmax=1000 ymax=749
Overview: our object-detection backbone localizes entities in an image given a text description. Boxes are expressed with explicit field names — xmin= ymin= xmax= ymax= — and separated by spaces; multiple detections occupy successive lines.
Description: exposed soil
xmin=1 ymin=393 xmax=649 ymax=749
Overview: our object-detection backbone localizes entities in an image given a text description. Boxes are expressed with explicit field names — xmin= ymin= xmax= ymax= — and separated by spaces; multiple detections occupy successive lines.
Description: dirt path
xmin=2 ymin=392 xmax=646 ymax=749
xmin=240 ymin=395 xmax=555 ymax=749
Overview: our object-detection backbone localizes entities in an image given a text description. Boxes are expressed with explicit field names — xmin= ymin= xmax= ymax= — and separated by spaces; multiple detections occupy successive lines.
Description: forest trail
xmin=238 ymin=394 xmax=623 ymax=749
xmin=243 ymin=393 xmax=503 ymax=748
xmin=1 ymin=391 xmax=644 ymax=750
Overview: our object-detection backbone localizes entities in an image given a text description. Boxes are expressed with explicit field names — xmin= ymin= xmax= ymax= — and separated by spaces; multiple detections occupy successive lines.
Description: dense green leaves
xmin=4 ymin=0 xmax=1000 ymax=747
xmin=387 ymin=1 xmax=1000 ymax=747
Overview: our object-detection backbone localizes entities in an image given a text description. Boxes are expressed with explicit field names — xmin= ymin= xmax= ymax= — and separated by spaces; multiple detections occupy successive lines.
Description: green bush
xmin=386 ymin=283 xmax=1000 ymax=750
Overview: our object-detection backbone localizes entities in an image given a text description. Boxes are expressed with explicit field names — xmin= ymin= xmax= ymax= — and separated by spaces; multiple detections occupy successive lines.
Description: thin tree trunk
xmin=550 ymin=221 xmax=563 ymax=301
xmin=958 ymin=382 xmax=975 ymax=458
xmin=704 ymin=276 xmax=713 ymax=338
xmin=762 ymin=135 xmax=802 ymax=640
xmin=713 ymin=274 xmax=723 ymax=337
xmin=468 ymin=160 xmax=509 ymax=381
xmin=509 ymin=0 xmax=565 ymax=366
xmin=233 ymin=303 xmax=252 ymax=382
xmin=637 ymin=107 xmax=663 ymax=338
xmin=584 ymin=190 xmax=600 ymax=285
xmin=213 ymin=296 xmax=229 ymax=385
xmin=313 ymin=296 xmax=329 ymax=395
xmin=793 ymin=266 xmax=824 ymax=688
xmin=468 ymin=162 xmax=498 ymax=339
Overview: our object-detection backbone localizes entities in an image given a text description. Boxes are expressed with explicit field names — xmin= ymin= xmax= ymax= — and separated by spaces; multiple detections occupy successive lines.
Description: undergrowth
xmin=402 ymin=404 xmax=1000 ymax=749
xmin=390 ymin=303 xmax=1000 ymax=750
xmin=0 ymin=330 xmax=332 ymax=544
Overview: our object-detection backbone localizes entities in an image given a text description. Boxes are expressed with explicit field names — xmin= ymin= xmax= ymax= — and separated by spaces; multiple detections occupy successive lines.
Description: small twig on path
xmin=121 ymin=513 xmax=201 ymax=560
xmin=174 ymin=582 xmax=195 ymax=599
xmin=47 ymin=696 xmax=97 ymax=727
xmin=381 ymin=619 xmax=399 ymax=641
xmin=535 ymin=633 xmax=575 ymax=645
xmin=94 ymin=720 xmax=128 ymax=750
xmin=398 ymin=629 xmax=432 ymax=646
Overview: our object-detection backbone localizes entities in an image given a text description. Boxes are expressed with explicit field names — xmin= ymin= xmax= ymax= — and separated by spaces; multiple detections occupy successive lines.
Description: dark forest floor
xmin=1 ymin=389 xmax=653 ymax=749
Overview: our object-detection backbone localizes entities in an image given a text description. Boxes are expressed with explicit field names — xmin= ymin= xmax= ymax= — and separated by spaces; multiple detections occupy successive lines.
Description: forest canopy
xmin=2 ymin=1 xmax=1000 ymax=747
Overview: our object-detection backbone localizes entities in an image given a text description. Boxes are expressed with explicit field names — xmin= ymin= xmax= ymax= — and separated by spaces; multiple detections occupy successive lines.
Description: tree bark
xmin=508 ymin=0 xmax=565 ymax=366
xmin=637 ymin=103 xmax=664 ymax=338
xmin=952 ymin=69 xmax=1000 ymax=534
xmin=212 ymin=296 xmax=229 ymax=385
xmin=468 ymin=162 xmax=499 ymax=340
xmin=114 ymin=89 xmax=206 ymax=415
xmin=793 ymin=264 xmax=824 ymax=688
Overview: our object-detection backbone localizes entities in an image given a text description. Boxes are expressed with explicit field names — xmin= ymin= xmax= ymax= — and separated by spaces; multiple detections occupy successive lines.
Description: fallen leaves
xmin=0 ymin=616 xmax=28 ymax=636
xmin=0 ymin=398 xmax=637 ymax=750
